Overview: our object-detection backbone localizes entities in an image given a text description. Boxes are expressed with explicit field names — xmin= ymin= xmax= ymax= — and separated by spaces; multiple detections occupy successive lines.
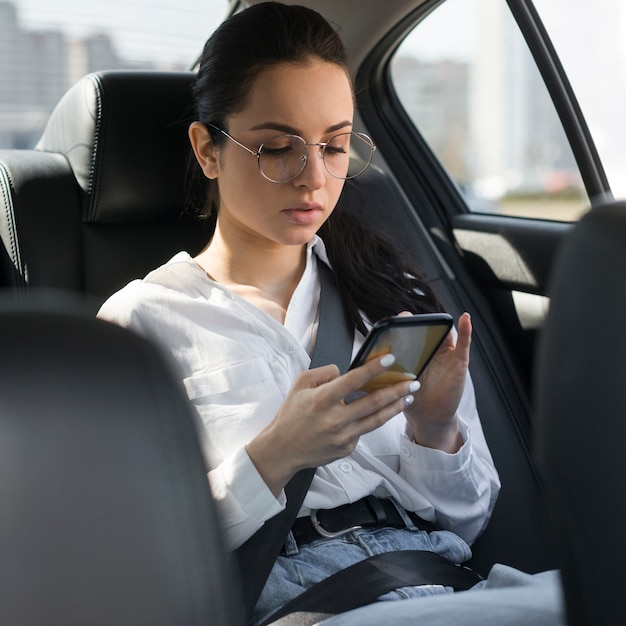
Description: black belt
xmin=290 ymin=496 xmax=438 ymax=547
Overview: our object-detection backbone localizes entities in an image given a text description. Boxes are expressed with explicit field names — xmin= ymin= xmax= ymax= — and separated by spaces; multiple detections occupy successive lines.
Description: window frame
xmin=356 ymin=0 xmax=611 ymax=226
xmin=506 ymin=0 xmax=612 ymax=206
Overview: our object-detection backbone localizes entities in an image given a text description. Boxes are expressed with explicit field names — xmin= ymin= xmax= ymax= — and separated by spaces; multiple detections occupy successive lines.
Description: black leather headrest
xmin=0 ymin=305 xmax=245 ymax=625
xmin=36 ymin=70 xmax=196 ymax=224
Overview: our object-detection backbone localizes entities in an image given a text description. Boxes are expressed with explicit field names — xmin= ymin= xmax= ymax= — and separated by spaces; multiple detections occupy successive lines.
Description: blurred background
xmin=1 ymin=0 xmax=623 ymax=220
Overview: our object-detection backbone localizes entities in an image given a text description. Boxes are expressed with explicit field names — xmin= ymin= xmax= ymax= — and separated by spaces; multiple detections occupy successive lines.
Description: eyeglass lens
xmin=258 ymin=132 xmax=374 ymax=183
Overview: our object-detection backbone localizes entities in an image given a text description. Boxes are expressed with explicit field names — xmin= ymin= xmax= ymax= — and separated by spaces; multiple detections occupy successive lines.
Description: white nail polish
xmin=404 ymin=395 xmax=415 ymax=408
xmin=380 ymin=353 xmax=396 ymax=367
xmin=408 ymin=380 xmax=421 ymax=393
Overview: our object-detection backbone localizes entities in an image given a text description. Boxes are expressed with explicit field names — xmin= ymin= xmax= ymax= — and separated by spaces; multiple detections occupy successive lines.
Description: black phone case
xmin=350 ymin=313 xmax=453 ymax=379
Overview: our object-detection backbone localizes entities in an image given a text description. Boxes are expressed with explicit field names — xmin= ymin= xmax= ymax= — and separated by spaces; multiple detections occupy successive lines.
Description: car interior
xmin=534 ymin=198 xmax=626 ymax=626
xmin=0 ymin=0 xmax=623 ymax=624
xmin=0 ymin=305 xmax=246 ymax=626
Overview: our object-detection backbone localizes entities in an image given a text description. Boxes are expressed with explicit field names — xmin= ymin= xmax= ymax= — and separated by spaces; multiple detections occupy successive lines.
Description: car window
xmin=390 ymin=0 xmax=590 ymax=221
xmin=0 ymin=0 xmax=227 ymax=150
xmin=531 ymin=0 xmax=626 ymax=203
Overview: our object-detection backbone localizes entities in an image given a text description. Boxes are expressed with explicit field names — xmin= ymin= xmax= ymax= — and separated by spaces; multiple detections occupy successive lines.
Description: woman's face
xmin=205 ymin=60 xmax=354 ymax=249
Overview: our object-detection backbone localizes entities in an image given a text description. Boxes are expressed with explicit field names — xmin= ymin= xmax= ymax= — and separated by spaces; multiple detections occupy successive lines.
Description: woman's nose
xmin=293 ymin=146 xmax=327 ymax=189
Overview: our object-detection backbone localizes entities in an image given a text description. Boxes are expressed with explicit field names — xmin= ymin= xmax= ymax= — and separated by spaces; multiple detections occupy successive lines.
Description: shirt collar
xmin=309 ymin=234 xmax=332 ymax=270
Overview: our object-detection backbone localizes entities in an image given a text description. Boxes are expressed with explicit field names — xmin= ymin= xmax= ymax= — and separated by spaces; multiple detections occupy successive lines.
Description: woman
xmin=98 ymin=3 xmax=501 ymax=624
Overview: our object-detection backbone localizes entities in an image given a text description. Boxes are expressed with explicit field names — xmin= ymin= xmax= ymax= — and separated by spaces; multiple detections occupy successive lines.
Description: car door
xmin=355 ymin=0 xmax=620 ymax=392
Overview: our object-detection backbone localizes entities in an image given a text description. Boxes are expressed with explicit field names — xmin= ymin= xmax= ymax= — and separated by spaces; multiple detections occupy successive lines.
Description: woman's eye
xmin=261 ymin=137 xmax=299 ymax=157
xmin=325 ymin=135 xmax=351 ymax=156
xmin=262 ymin=146 xmax=293 ymax=157
xmin=324 ymin=145 xmax=347 ymax=155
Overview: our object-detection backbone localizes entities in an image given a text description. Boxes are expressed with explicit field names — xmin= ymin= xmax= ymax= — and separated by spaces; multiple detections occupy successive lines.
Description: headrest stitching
xmin=87 ymin=73 xmax=104 ymax=223
xmin=0 ymin=162 xmax=25 ymax=285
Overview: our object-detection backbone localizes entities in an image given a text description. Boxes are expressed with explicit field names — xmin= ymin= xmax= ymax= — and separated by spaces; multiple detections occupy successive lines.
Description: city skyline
xmin=6 ymin=0 xmax=225 ymax=65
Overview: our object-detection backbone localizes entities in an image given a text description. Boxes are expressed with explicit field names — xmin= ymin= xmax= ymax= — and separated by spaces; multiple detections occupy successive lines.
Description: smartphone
xmin=349 ymin=313 xmax=454 ymax=392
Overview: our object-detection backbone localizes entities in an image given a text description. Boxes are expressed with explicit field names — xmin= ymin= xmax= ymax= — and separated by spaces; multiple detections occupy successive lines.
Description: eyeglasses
xmin=207 ymin=124 xmax=376 ymax=183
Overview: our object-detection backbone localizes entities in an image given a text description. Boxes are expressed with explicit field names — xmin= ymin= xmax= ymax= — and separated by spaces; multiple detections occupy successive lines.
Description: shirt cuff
xmin=400 ymin=417 xmax=472 ymax=472
xmin=209 ymin=446 xmax=285 ymax=528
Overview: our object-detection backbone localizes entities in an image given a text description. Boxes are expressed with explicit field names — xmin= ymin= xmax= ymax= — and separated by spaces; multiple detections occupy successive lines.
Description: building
xmin=0 ymin=1 xmax=160 ymax=148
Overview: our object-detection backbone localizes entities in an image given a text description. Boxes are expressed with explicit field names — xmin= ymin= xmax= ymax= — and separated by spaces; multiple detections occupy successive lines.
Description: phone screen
xmin=350 ymin=313 xmax=453 ymax=392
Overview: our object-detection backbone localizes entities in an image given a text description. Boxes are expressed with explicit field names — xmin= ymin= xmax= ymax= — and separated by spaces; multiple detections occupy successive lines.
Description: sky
xmin=11 ymin=0 xmax=229 ymax=65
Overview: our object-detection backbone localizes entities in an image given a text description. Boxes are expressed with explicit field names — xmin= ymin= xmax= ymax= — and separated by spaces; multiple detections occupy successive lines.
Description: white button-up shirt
xmin=98 ymin=236 xmax=500 ymax=551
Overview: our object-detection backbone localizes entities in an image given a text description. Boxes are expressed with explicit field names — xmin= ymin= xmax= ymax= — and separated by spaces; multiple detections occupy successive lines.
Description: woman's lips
xmin=282 ymin=204 xmax=323 ymax=225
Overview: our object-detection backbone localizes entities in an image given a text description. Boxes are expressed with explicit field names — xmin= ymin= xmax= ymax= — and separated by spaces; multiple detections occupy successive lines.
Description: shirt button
xmin=400 ymin=445 xmax=411 ymax=459
xmin=286 ymin=344 xmax=295 ymax=353
xmin=339 ymin=462 xmax=352 ymax=473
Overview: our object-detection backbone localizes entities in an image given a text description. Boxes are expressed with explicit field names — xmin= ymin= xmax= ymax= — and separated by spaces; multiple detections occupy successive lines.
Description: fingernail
xmin=403 ymin=395 xmax=415 ymax=408
xmin=408 ymin=380 xmax=421 ymax=393
xmin=380 ymin=354 xmax=396 ymax=367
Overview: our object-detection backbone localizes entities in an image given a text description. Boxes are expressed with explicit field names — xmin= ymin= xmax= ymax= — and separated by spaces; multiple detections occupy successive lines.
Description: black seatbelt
xmin=235 ymin=261 xmax=354 ymax=620
xmin=261 ymin=550 xmax=482 ymax=625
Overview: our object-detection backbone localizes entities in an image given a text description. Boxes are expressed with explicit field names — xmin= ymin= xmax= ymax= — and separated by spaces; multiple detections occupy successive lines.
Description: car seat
xmin=0 ymin=70 xmax=210 ymax=304
xmin=0 ymin=69 xmax=556 ymax=580
xmin=535 ymin=200 xmax=626 ymax=626
xmin=0 ymin=303 xmax=245 ymax=626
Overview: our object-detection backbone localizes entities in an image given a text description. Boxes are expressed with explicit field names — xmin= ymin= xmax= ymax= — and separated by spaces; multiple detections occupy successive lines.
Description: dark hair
xmin=319 ymin=204 xmax=443 ymax=335
xmin=188 ymin=2 xmax=442 ymax=333
xmin=187 ymin=2 xmax=348 ymax=218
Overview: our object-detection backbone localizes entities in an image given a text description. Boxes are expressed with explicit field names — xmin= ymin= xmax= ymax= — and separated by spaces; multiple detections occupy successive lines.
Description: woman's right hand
xmin=245 ymin=354 xmax=419 ymax=497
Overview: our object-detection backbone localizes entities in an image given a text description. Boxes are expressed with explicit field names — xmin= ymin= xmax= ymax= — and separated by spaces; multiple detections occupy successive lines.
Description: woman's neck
xmin=195 ymin=224 xmax=308 ymax=323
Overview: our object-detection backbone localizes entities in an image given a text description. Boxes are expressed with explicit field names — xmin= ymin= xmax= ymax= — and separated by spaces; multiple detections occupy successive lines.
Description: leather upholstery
xmin=0 ymin=150 xmax=80 ymax=290
xmin=0 ymin=306 xmax=245 ymax=626
xmin=535 ymin=201 xmax=626 ymax=625
xmin=0 ymin=70 xmax=210 ymax=301
xmin=36 ymin=71 xmax=196 ymax=223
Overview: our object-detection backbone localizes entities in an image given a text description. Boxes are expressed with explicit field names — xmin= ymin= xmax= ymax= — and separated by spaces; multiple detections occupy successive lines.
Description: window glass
xmin=532 ymin=0 xmax=626 ymax=201
xmin=0 ymin=0 xmax=226 ymax=149
xmin=391 ymin=0 xmax=588 ymax=221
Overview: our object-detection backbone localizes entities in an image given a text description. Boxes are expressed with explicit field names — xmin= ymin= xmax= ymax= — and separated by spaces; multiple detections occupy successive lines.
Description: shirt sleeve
xmin=208 ymin=447 xmax=287 ymax=550
xmin=398 ymin=371 xmax=501 ymax=545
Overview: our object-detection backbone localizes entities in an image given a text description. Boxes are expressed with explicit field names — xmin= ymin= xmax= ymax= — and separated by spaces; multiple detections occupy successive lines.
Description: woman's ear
xmin=188 ymin=122 xmax=220 ymax=179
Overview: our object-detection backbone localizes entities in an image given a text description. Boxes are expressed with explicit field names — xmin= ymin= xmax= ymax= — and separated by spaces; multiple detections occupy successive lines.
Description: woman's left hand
xmin=402 ymin=311 xmax=472 ymax=453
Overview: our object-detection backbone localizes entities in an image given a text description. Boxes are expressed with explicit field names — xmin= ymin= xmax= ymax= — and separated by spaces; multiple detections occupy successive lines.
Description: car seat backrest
xmin=37 ymin=71 xmax=195 ymax=224
xmin=535 ymin=200 xmax=626 ymax=626
xmin=339 ymin=172 xmax=557 ymax=576
xmin=0 ymin=305 xmax=245 ymax=626
xmin=0 ymin=70 xmax=210 ymax=303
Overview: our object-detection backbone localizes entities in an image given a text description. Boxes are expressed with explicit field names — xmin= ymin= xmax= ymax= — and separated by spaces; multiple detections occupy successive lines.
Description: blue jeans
xmin=253 ymin=525 xmax=472 ymax=626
